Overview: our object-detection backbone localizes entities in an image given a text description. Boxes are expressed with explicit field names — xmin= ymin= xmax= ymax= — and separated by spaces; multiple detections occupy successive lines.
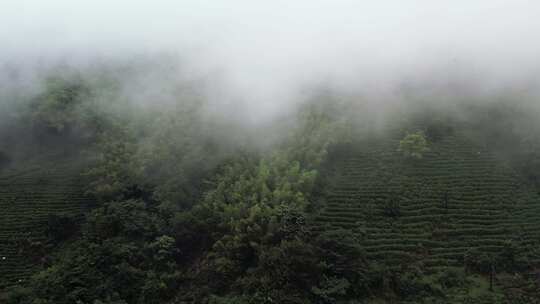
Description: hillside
xmin=313 ymin=130 xmax=540 ymax=299
xmin=0 ymin=156 xmax=92 ymax=289
xmin=3 ymin=90 xmax=540 ymax=302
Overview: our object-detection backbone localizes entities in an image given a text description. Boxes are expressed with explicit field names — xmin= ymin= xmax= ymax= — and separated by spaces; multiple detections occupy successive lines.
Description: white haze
xmin=1 ymin=0 xmax=540 ymax=120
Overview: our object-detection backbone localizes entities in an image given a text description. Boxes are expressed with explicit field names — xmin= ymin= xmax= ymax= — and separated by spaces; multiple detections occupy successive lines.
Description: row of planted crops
xmin=0 ymin=161 xmax=91 ymax=289
xmin=313 ymin=132 xmax=540 ymax=273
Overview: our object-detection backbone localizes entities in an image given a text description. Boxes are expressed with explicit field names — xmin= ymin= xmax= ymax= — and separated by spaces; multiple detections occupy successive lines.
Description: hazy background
xmin=1 ymin=0 xmax=540 ymax=121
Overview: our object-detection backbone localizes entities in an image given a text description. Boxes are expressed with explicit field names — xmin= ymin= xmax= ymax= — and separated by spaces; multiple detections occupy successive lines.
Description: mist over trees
xmin=1 ymin=63 xmax=540 ymax=303
xmin=1 ymin=1 xmax=540 ymax=303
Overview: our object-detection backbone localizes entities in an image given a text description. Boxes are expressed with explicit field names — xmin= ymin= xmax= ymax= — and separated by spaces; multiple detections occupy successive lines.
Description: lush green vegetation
xmin=398 ymin=131 xmax=430 ymax=159
xmin=0 ymin=159 xmax=92 ymax=290
xmin=314 ymin=131 xmax=540 ymax=302
xmin=1 ymin=71 xmax=540 ymax=303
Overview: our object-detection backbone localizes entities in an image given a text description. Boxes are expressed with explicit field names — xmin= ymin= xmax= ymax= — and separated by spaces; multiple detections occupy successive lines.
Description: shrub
xmin=311 ymin=276 xmax=350 ymax=304
xmin=45 ymin=213 xmax=79 ymax=243
xmin=436 ymin=268 xmax=467 ymax=289
xmin=394 ymin=270 xmax=436 ymax=299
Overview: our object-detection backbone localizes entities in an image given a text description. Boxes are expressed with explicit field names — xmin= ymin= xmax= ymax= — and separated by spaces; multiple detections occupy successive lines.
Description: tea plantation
xmin=0 ymin=159 xmax=91 ymax=289
xmin=314 ymin=132 xmax=540 ymax=272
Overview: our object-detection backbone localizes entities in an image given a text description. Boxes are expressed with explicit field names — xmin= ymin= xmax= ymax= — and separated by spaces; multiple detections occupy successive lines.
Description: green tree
xmin=29 ymin=76 xmax=90 ymax=133
xmin=398 ymin=131 xmax=430 ymax=159
xmin=13 ymin=200 xmax=181 ymax=304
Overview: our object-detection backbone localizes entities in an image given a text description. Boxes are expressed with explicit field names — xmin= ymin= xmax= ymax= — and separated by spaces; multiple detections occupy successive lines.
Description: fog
xmin=1 ymin=0 xmax=540 ymax=120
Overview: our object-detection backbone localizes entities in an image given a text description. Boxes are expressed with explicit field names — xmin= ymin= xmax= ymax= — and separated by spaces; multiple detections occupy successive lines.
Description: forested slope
xmin=2 ymin=70 xmax=540 ymax=303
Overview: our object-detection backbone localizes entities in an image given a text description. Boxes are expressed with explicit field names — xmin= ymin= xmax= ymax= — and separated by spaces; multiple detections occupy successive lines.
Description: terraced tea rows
xmin=314 ymin=134 xmax=540 ymax=271
xmin=0 ymin=161 xmax=92 ymax=288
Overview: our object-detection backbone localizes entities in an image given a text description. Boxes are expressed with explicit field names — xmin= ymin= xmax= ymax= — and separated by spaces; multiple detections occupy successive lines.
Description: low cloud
xmin=1 ymin=0 xmax=540 ymax=120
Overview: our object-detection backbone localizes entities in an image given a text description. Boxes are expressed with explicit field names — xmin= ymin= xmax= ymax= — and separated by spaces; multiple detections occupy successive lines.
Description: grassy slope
xmin=0 ymin=155 xmax=92 ymax=289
